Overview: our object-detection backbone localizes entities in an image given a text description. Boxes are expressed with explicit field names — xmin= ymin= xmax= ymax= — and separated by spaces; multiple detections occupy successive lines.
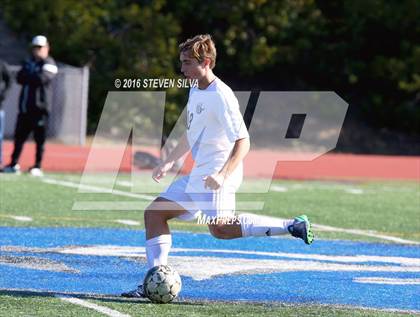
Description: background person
xmin=3 ymin=35 xmax=57 ymax=176
xmin=0 ymin=59 xmax=11 ymax=169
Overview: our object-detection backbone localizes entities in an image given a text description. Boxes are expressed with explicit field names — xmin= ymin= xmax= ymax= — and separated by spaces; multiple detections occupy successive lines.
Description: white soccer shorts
xmin=158 ymin=175 xmax=240 ymax=221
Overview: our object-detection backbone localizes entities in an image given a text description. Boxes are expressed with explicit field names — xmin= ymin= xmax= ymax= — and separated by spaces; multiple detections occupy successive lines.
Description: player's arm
xmin=219 ymin=137 xmax=250 ymax=178
xmin=152 ymin=133 xmax=190 ymax=182
xmin=162 ymin=133 xmax=191 ymax=165
xmin=203 ymin=136 xmax=250 ymax=190
xmin=32 ymin=59 xmax=58 ymax=85
xmin=17 ymin=59 xmax=57 ymax=86
xmin=16 ymin=60 xmax=32 ymax=85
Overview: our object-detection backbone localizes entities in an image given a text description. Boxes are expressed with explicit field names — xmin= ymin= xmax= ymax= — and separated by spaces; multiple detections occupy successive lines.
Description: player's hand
xmin=203 ymin=173 xmax=225 ymax=190
xmin=152 ymin=161 xmax=174 ymax=183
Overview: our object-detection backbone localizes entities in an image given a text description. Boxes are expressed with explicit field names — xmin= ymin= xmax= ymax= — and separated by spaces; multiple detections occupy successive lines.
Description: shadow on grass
xmin=0 ymin=289 xmax=205 ymax=306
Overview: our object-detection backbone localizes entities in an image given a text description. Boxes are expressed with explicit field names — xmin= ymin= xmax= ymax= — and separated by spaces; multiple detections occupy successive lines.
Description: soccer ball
xmin=143 ymin=265 xmax=182 ymax=303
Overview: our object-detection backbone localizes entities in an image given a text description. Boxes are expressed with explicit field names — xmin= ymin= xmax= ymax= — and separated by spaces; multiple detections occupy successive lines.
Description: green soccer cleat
xmin=288 ymin=215 xmax=314 ymax=245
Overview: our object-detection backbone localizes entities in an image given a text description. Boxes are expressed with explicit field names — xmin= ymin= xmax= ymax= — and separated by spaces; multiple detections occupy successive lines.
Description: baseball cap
xmin=31 ymin=35 xmax=48 ymax=47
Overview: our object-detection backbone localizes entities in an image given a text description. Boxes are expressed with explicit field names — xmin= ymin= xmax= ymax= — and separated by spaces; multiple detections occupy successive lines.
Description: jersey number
xmin=186 ymin=110 xmax=193 ymax=130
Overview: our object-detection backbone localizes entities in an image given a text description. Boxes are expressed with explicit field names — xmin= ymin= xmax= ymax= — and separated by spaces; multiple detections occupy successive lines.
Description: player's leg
xmin=208 ymin=213 xmax=314 ymax=244
xmin=144 ymin=197 xmax=187 ymax=268
xmin=205 ymin=182 xmax=313 ymax=244
xmin=204 ymin=183 xmax=244 ymax=239
xmin=0 ymin=109 xmax=4 ymax=168
xmin=122 ymin=187 xmax=191 ymax=298
xmin=208 ymin=214 xmax=292 ymax=239
xmin=208 ymin=218 xmax=241 ymax=239
xmin=5 ymin=114 xmax=31 ymax=171
xmin=143 ymin=175 xmax=196 ymax=268
xmin=30 ymin=112 xmax=48 ymax=176
xmin=239 ymin=213 xmax=313 ymax=244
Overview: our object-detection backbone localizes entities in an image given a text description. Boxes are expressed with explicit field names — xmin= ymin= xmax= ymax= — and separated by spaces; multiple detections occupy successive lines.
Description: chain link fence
xmin=3 ymin=64 xmax=89 ymax=145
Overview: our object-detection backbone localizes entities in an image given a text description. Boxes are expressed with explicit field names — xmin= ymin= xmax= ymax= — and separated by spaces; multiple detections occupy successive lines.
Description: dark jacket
xmin=0 ymin=60 xmax=11 ymax=108
xmin=17 ymin=56 xmax=57 ymax=114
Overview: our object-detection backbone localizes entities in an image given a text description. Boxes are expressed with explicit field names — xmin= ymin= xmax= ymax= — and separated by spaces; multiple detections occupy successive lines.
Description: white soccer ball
xmin=143 ymin=265 xmax=182 ymax=303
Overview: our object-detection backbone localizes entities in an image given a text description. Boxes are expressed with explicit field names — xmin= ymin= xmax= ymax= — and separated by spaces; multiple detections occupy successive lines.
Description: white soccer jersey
xmin=186 ymin=77 xmax=249 ymax=178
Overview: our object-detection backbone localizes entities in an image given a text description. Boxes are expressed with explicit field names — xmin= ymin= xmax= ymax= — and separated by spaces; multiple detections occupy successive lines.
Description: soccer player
xmin=122 ymin=34 xmax=313 ymax=297
xmin=3 ymin=35 xmax=57 ymax=176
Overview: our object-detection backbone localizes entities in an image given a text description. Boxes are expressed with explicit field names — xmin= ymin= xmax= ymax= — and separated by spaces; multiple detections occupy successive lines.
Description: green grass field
xmin=1 ymin=173 xmax=419 ymax=242
xmin=0 ymin=292 xmax=415 ymax=317
xmin=0 ymin=172 xmax=419 ymax=316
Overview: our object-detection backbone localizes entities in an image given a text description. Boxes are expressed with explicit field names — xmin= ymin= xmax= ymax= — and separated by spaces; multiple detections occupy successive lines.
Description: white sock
xmin=145 ymin=234 xmax=172 ymax=269
xmin=238 ymin=213 xmax=294 ymax=237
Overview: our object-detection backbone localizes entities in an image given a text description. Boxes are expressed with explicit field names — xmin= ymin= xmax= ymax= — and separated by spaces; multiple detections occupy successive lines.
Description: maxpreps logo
xmin=74 ymin=91 xmax=349 ymax=211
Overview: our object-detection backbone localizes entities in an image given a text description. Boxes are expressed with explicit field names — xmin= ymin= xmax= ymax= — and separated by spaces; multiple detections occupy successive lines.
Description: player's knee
xmin=144 ymin=205 xmax=164 ymax=224
xmin=208 ymin=224 xmax=234 ymax=240
xmin=143 ymin=208 xmax=152 ymax=225
xmin=144 ymin=202 xmax=177 ymax=224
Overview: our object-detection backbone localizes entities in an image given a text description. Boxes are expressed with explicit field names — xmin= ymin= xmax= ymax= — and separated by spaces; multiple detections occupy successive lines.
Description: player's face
xmin=180 ymin=52 xmax=207 ymax=80
xmin=32 ymin=45 xmax=49 ymax=60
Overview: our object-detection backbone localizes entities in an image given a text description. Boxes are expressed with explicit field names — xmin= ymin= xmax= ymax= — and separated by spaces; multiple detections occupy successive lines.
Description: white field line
xmin=312 ymin=224 xmax=420 ymax=245
xmin=271 ymin=185 xmax=288 ymax=192
xmin=43 ymin=177 xmax=263 ymax=211
xmin=271 ymin=185 xmax=364 ymax=194
xmin=57 ymin=296 xmax=131 ymax=317
xmin=3 ymin=244 xmax=420 ymax=268
xmin=116 ymin=181 xmax=133 ymax=187
xmin=115 ymin=219 xmax=140 ymax=226
xmin=353 ymin=277 xmax=420 ymax=285
xmin=1 ymin=288 xmax=415 ymax=315
xmin=8 ymin=215 xmax=33 ymax=222
xmin=344 ymin=188 xmax=364 ymax=194
xmin=43 ymin=177 xmax=419 ymax=245
xmin=54 ymin=247 xmax=420 ymax=282
xmin=71 ymin=201 xmax=264 ymax=211
xmin=43 ymin=178 xmax=154 ymax=200
xmin=55 ymin=245 xmax=420 ymax=267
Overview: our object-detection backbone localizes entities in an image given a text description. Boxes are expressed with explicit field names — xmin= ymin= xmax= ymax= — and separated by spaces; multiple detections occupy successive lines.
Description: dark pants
xmin=11 ymin=112 xmax=48 ymax=168
xmin=0 ymin=110 xmax=4 ymax=166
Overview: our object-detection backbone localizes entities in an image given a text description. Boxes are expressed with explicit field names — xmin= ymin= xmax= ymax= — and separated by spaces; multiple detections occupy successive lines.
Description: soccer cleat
xmin=121 ymin=284 xmax=146 ymax=298
xmin=288 ymin=215 xmax=314 ymax=245
xmin=29 ymin=167 xmax=44 ymax=177
xmin=3 ymin=164 xmax=21 ymax=174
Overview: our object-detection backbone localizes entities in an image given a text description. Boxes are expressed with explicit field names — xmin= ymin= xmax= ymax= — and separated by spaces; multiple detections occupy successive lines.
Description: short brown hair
xmin=179 ymin=34 xmax=217 ymax=69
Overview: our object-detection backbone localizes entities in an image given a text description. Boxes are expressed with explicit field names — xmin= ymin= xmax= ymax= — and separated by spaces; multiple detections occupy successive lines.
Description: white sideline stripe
xmin=116 ymin=181 xmax=133 ymax=187
xmin=43 ymin=177 xmax=419 ymax=245
xmin=57 ymin=296 xmax=131 ymax=317
xmin=0 ymin=288 xmax=416 ymax=315
xmin=55 ymin=245 xmax=420 ymax=266
xmin=345 ymin=188 xmax=364 ymax=194
xmin=115 ymin=219 xmax=140 ymax=226
xmin=42 ymin=178 xmax=154 ymax=200
xmin=72 ymin=201 xmax=264 ymax=211
xmin=313 ymin=224 xmax=420 ymax=245
xmin=44 ymin=177 xmax=263 ymax=211
xmin=271 ymin=185 xmax=288 ymax=192
xmin=272 ymin=184 xmax=365 ymax=194
xmin=8 ymin=215 xmax=33 ymax=222
xmin=354 ymin=277 xmax=420 ymax=285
